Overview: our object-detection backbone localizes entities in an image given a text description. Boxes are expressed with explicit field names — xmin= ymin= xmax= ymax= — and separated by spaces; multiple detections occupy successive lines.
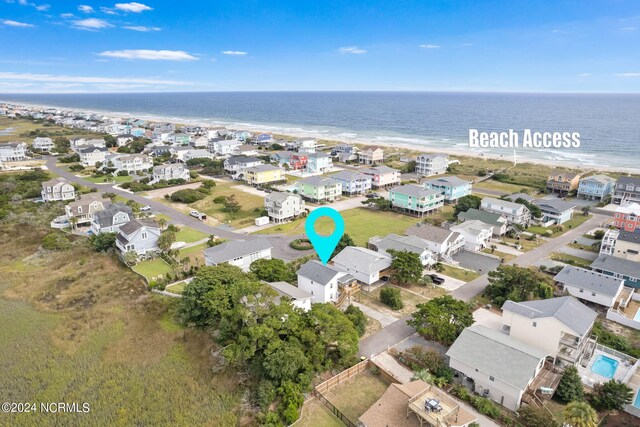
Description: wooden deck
xmin=528 ymin=362 xmax=563 ymax=399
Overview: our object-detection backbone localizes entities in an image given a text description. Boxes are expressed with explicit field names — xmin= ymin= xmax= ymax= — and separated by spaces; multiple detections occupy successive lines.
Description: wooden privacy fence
xmin=314 ymin=359 xmax=370 ymax=395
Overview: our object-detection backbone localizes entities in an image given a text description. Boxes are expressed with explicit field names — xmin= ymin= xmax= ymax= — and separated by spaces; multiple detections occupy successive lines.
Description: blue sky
xmin=1 ymin=0 xmax=639 ymax=92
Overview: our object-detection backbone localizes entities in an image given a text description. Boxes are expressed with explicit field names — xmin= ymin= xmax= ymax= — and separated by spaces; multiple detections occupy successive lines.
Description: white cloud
xmin=0 ymin=19 xmax=33 ymax=28
xmin=1 ymin=19 xmax=34 ymax=27
xmin=419 ymin=44 xmax=440 ymax=49
xmin=98 ymin=49 xmax=198 ymax=61
xmin=72 ymin=18 xmax=113 ymax=30
xmin=100 ymin=6 xmax=118 ymax=15
xmin=338 ymin=46 xmax=367 ymax=54
xmin=78 ymin=5 xmax=94 ymax=13
xmin=60 ymin=13 xmax=74 ymax=18
xmin=123 ymin=25 xmax=161 ymax=32
xmin=577 ymin=73 xmax=592 ymax=77
xmin=615 ymin=73 xmax=640 ymax=77
xmin=114 ymin=2 xmax=152 ymax=13
xmin=6 ymin=0 xmax=48 ymax=11
xmin=0 ymin=71 xmax=189 ymax=85
xmin=620 ymin=27 xmax=637 ymax=31
xmin=221 ymin=50 xmax=247 ymax=55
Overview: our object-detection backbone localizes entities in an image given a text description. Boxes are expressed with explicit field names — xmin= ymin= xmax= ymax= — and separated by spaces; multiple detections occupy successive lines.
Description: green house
xmin=389 ymin=184 xmax=444 ymax=217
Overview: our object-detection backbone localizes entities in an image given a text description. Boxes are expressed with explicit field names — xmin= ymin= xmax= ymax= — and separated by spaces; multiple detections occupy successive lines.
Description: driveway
xmin=558 ymin=246 xmax=598 ymax=261
xmin=452 ymin=250 xmax=501 ymax=275
xmin=352 ymin=301 xmax=398 ymax=327
xmin=451 ymin=214 xmax=605 ymax=302
xmin=392 ymin=333 xmax=447 ymax=355
xmin=434 ymin=274 xmax=466 ymax=292
xmin=358 ymin=315 xmax=415 ymax=358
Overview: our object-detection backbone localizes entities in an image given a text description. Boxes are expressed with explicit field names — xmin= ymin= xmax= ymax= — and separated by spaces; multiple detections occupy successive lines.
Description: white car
xmin=140 ymin=205 xmax=152 ymax=212
xmin=190 ymin=210 xmax=206 ymax=220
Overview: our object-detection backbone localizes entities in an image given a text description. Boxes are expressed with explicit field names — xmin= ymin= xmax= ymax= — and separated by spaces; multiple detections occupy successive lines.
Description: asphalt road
xmin=361 ymin=213 xmax=607 ymax=356
xmin=45 ymin=156 xmax=301 ymax=260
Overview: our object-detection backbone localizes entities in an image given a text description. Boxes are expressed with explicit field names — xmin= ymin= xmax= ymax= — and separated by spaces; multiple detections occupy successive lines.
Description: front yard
xmin=356 ymin=284 xmax=442 ymax=317
xmin=439 ymin=264 xmax=481 ymax=281
xmin=132 ymin=258 xmax=173 ymax=282
xmin=83 ymin=174 xmax=134 ymax=184
xmin=528 ymin=214 xmax=592 ymax=237
xmin=174 ymin=227 xmax=209 ymax=244
xmin=549 ymin=252 xmax=594 ymax=268
xmin=178 ymin=243 xmax=207 ymax=265
xmin=255 ymin=207 xmax=421 ymax=246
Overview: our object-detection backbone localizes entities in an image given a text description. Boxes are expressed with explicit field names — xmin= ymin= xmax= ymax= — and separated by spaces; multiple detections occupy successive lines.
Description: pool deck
xmin=623 ymin=369 xmax=640 ymax=418
xmin=578 ymin=347 xmax=635 ymax=387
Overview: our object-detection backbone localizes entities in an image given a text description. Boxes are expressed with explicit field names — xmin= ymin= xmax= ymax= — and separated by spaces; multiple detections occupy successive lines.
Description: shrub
xmin=213 ymin=196 xmax=227 ymax=204
xmin=472 ymin=397 xmax=500 ymax=418
xmin=69 ymin=164 xmax=85 ymax=171
xmin=256 ymin=380 xmax=276 ymax=410
xmin=345 ymin=305 xmax=367 ymax=336
xmin=42 ymin=233 xmax=71 ymax=250
xmin=170 ymin=189 xmax=206 ymax=203
xmin=289 ymin=239 xmax=313 ymax=250
xmin=380 ymin=287 xmax=404 ymax=310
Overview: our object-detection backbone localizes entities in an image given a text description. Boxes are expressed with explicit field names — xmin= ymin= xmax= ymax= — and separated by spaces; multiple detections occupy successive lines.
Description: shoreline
xmin=2 ymin=99 xmax=638 ymax=175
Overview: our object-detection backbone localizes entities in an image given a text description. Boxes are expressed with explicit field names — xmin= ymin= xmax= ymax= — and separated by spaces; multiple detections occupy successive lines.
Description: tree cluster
xmin=409 ymin=295 xmax=474 ymax=345
xmin=179 ymin=265 xmax=360 ymax=425
xmin=484 ymin=265 xmax=554 ymax=306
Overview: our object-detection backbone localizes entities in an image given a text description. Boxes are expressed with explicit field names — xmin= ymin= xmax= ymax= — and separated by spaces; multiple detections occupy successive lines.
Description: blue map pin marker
xmin=305 ymin=207 xmax=345 ymax=264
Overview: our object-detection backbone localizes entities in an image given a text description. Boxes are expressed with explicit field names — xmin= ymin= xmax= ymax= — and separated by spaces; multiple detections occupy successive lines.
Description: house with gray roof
xmin=90 ymin=203 xmax=133 ymax=235
xmin=423 ymin=176 xmax=472 ymax=203
xmin=415 ymin=153 xmax=448 ymax=176
xmin=504 ymin=193 xmax=535 ymax=203
xmin=330 ymin=170 xmax=372 ymax=195
xmin=480 ymin=197 xmax=531 ymax=226
xmin=295 ymin=176 xmax=342 ymax=202
xmin=115 ymin=218 xmax=161 ymax=256
xmin=296 ymin=260 xmax=356 ymax=304
xmin=368 ymin=233 xmax=436 ymax=266
xmin=531 ymin=199 xmax=576 ymax=225
xmin=613 ymin=176 xmax=640 ymax=205
xmin=264 ymin=191 xmax=305 ymax=223
xmin=223 ymin=156 xmax=264 ymax=177
xmin=266 ymin=281 xmax=313 ymax=312
xmin=446 ymin=324 xmax=548 ymax=411
xmin=406 ymin=223 xmax=465 ymax=262
xmin=41 ymin=177 xmax=75 ymax=202
xmin=458 ymin=208 xmax=508 ymax=236
xmin=501 ymin=297 xmax=597 ymax=365
xmin=332 ymin=246 xmax=392 ymax=285
xmin=389 ymin=184 xmax=444 ymax=217
xmin=553 ymin=265 xmax=626 ymax=308
xmin=65 ymin=193 xmax=111 ymax=225
xmin=578 ymin=175 xmax=615 ymax=201
xmin=591 ymin=254 xmax=640 ymax=289
xmin=204 ymin=238 xmax=272 ymax=272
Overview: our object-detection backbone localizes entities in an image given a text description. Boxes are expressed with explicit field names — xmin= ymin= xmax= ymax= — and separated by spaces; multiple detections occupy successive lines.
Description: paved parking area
xmin=452 ymin=250 xmax=501 ymax=274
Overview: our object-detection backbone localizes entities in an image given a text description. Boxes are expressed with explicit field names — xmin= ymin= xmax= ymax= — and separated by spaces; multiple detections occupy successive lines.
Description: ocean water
xmin=1 ymin=92 xmax=639 ymax=169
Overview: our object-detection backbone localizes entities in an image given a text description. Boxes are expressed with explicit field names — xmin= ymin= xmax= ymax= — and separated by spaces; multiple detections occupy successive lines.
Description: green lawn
xmin=83 ymin=174 xmax=134 ymax=184
xmin=165 ymin=281 xmax=187 ymax=295
xmin=255 ymin=208 xmax=420 ymax=246
xmin=439 ymin=264 xmax=481 ymax=281
xmin=133 ymin=259 xmax=174 ymax=281
xmin=297 ymin=399 xmax=342 ymax=427
xmin=178 ymin=243 xmax=207 ymax=265
xmin=549 ymin=252 xmax=593 ymax=268
xmin=473 ymin=179 xmax=536 ymax=195
xmin=528 ymin=215 xmax=592 ymax=237
xmin=175 ymin=227 xmax=208 ymax=243
xmin=324 ymin=371 xmax=389 ymax=422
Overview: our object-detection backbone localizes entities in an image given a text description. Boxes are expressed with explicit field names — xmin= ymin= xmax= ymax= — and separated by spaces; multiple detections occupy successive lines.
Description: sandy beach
xmin=3 ymin=100 xmax=639 ymax=175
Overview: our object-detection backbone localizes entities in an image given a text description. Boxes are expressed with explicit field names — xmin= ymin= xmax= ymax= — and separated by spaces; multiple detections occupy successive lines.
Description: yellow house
xmin=244 ymin=164 xmax=284 ymax=185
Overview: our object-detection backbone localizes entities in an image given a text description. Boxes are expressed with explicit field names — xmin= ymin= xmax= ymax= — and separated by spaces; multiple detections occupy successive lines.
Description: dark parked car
xmin=365 ymin=193 xmax=378 ymax=199
xmin=380 ymin=275 xmax=389 ymax=282
xmin=427 ymin=274 xmax=445 ymax=285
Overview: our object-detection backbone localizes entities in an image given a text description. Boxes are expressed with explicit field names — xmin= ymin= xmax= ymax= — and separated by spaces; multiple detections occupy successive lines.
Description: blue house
xmin=330 ymin=170 xmax=372 ymax=195
xmin=591 ymin=254 xmax=640 ymax=288
xmin=306 ymin=152 xmax=332 ymax=173
xmin=423 ymin=176 xmax=472 ymax=203
xmin=577 ymin=175 xmax=615 ymax=201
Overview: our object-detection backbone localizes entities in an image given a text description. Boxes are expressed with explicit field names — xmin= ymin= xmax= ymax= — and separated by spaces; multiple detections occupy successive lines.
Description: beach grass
xmin=83 ymin=174 xmax=134 ymax=184
xmin=0 ymin=224 xmax=240 ymax=426
xmin=0 ymin=117 xmax=106 ymax=143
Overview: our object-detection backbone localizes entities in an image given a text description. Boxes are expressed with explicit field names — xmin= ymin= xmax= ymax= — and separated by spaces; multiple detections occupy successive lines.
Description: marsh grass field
xmin=0 ymin=117 xmax=105 ymax=143
xmin=0 ymin=224 xmax=240 ymax=426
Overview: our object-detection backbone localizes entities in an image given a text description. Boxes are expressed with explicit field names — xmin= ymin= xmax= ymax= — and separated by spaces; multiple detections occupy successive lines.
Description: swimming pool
xmin=591 ymin=355 xmax=619 ymax=379
xmin=634 ymin=308 xmax=640 ymax=322
xmin=634 ymin=390 xmax=640 ymax=409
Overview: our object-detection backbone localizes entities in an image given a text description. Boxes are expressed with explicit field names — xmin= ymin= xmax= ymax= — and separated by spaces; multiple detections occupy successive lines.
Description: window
xmin=489 ymin=376 xmax=495 ymax=382
xmin=592 ymin=292 xmax=596 ymax=296
xmin=579 ymin=288 xmax=584 ymax=293
xmin=532 ymin=321 xmax=537 ymax=327
xmin=77 ymin=207 xmax=82 ymax=213
xmin=141 ymin=232 xmax=147 ymax=240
